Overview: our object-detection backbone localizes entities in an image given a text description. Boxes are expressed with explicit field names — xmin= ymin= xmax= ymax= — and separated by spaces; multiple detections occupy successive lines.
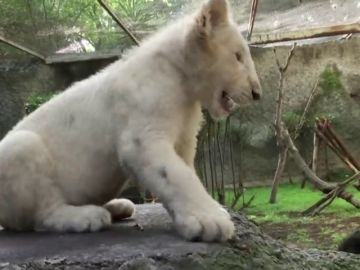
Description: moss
xmin=282 ymin=64 xmax=345 ymax=136
xmin=24 ymin=91 xmax=59 ymax=114
xmin=326 ymin=167 xmax=353 ymax=182
xmin=287 ymin=229 xmax=315 ymax=245
xmin=300 ymin=64 xmax=345 ymax=130
xmin=319 ymin=64 xmax=344 ymax=93
xmin=282 ymin=111 xmax=302 ymax=132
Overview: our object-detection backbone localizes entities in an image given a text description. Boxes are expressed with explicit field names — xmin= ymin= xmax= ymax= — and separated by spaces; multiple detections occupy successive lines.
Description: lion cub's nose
xmin=252 ymin=89 xmax=261 ymax=101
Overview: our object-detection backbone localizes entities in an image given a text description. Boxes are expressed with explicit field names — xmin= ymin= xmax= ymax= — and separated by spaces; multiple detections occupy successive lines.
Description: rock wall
xmin=0 ymin=56 xmax=114 ymax=138
xmin=239 ymin=37 xmax=360 ymax=183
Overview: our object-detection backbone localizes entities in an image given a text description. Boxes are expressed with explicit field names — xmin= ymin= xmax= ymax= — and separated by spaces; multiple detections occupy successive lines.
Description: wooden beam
xmin=0 ymin=35 xmax=45 ymax=61
xmin=97 ymin=0 xmax=140 ymax=46
xmin=250 ymin=23 xmax=360 ymax=45
xmin=46 ymin=52 xmax=120 ymax=64
xmin=43 ymin=22 xmax=360 ymax=64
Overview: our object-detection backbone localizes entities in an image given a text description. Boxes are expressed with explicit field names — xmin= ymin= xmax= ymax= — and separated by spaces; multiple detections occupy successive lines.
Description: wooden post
xmin=312 ymin=129 xmax=320 ymax=174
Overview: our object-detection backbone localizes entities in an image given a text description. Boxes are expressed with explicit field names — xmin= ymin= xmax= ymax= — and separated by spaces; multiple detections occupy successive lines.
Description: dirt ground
xmin=260 ymin=213 xmax=360 ymax=250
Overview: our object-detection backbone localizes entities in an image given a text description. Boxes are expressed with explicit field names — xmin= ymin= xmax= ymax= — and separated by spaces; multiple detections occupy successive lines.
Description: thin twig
xmin=202 ymin=131 xmax=209 ymax=190
xmin=312 ymin=127 xmax=320 ymax=173
xmin=303 ymin=188 xmax=337 ymax=215
xmin=269 ymin=43 xmax=296 ymax=203
xmin=240 ymin=195 xmax=256 ymax=210
xmin=338 ymin=171 xmax=360 ymax=188
xmin=247 ymin=0 xmax=258 ymax=41
xmin=207 ymin=119 xmax=215 ymax=197
xmin=326 ymin=122 xmax=360 ymax=169
xmin=273 ymin=43 xmax=296 ymax=129
xmin=212 ymin=121 xmax=221 ymax=202
xmin=0 ymin=35 xmax=45 ymax=61
xmin=315 ymin=124 xmax=359 ymax=173
xmin=283 ymin=127 xmax=360 ymax=209
xmin=303 ymin=171 xmax=360 ymax=216
xmin=97 ymin=0 xmax=140 ymax=46
xmin=310 ymin=189 xmax=339 ymax=216
xmin=293 ymin=78 xmax=319 ymax=140
xmin=279 ymin=43 xmax=296 ymax=73
xmin=229 ymin=119 xmax=237 ymax=194
xmin=230 ymin=191 xmax=243 ymax=209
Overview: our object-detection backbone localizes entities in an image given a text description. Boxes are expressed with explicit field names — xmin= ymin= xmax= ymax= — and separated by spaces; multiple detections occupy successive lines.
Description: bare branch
xmin=303 ymin=171 xmax=360 ymax=216
xmin=283 ymin=127 xmax=360 ymax=209
xmin=281 ymin=43 xmax=296 ymax=73
xmin=269 ymin=44 xmax=296 ymax=203
xmin=97 ymin=0 xmax=140 ymax=46
xmin=247 ymin=0 xmax=258 ymax=41
xmin=0 ymin=35 xmax=45 ymax=61
xmin=293 ymin=78 xmax=319 ymax=140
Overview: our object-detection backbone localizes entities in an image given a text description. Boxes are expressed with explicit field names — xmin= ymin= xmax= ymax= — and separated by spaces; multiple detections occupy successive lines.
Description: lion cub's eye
xmin=235 ymin=52 xmax=242 ymax=62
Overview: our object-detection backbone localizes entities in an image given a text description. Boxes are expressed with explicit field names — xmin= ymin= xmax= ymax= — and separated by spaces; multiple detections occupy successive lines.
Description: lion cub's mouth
xmin=220 ymin=91 xmax=238 ymax=113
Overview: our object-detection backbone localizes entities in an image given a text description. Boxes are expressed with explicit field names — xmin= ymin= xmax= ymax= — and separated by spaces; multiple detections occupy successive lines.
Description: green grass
xmin=287 ymin=229 xmax=315 ymax=245
xmin=223 ymin=182 xmax=360 ymax=250
xmin=225 ymin=183 xmax=360 ymax=224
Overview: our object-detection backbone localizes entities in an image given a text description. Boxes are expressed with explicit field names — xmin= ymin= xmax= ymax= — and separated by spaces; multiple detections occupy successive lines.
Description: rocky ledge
xmin=0 ymin=204 xmax=359 ymax=270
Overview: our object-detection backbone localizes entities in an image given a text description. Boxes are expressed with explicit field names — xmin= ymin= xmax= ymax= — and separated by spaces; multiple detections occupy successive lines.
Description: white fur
xmin=104 ymin=199 xmax=135 ymax=221
xmin=0 ymin=0 xmax=261 ymax=241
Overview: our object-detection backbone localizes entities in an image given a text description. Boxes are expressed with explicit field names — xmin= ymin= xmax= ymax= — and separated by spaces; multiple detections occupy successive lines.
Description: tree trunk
xmin=269 ymin=147 xmax=288 ymax=203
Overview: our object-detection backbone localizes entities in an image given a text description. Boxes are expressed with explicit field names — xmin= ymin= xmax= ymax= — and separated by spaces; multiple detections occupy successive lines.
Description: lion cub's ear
xmin=196 ymin=0 xmax=230 ymax=36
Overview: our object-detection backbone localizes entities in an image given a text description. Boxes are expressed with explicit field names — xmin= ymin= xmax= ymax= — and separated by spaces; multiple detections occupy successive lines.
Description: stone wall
xmin=236 ymin=37 xmax=360 ymax=183
xmin=0 ymin=56 xmax=115 ymax=138
xmin=198 ymin=37 xmax=360 ymax=185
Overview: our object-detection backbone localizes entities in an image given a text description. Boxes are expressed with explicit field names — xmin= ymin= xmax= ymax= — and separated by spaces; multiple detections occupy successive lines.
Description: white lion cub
xmin=0 ymin=0 xmax=261 ymax=242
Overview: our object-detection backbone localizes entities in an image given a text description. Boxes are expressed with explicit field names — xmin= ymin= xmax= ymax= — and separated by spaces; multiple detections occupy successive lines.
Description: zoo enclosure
xmin=1 ymin=0 xmax=360 ymax=205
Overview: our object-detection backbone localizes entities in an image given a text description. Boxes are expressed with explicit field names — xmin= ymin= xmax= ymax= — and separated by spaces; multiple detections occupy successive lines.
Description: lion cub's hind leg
xmin=39 ymin=205 xmax=112 ymax=232
xmin=41 ymin=199 xmax=135 ymax=232
xmin=104 ymin=198 xmax=135 ymax=222
xmin=0 ymin=130 xmax=58 ymax=231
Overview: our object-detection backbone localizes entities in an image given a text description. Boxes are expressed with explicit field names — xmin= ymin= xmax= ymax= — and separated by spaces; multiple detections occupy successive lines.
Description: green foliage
xmin=225 ymin=183 xmax=360 ymax=224
xmin=287 ymin=229 xmax=314 ymax=244
xmin=282 ymin=111 xmax=302 ymax=132
xmin=0 ymin=0 xmax=191 ymax=55
xmin=319 ymin=64 xmax=344 ymax=93
xmin=228 ymin=123 xmax=253 ymax=146
xmin=224 ymin=183 xmax=360 ymax=250
xmin=280 ymin=64 xmax=345 ymax=136
xmin=25 ymin=92 xmax=59 ymax=114
xmin=307 ymin=112 xmax=339 ymax=129
xmin=326 ymin=168 xmax=353 ymax=182
xmin=301 ymin=64 xmax=345 ymax=129
xmin=278 ymin=64 xmax=346 ymax=140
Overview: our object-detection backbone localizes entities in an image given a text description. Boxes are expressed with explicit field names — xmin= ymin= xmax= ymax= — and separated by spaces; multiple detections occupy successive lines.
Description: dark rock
xmin=0 ymin=204 xmax=359 ymax=270
xmin=339 ymin=230 xmax=360 ymax=254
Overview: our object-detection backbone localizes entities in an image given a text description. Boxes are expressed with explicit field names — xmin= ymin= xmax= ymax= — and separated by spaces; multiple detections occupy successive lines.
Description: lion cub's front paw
xmin=173 ymin=204 xmax=235 ymax=242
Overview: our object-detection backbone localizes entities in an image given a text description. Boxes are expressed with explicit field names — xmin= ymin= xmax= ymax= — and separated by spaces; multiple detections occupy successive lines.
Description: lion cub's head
xmin=186 ymin=0 xmax=262 ymax=119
